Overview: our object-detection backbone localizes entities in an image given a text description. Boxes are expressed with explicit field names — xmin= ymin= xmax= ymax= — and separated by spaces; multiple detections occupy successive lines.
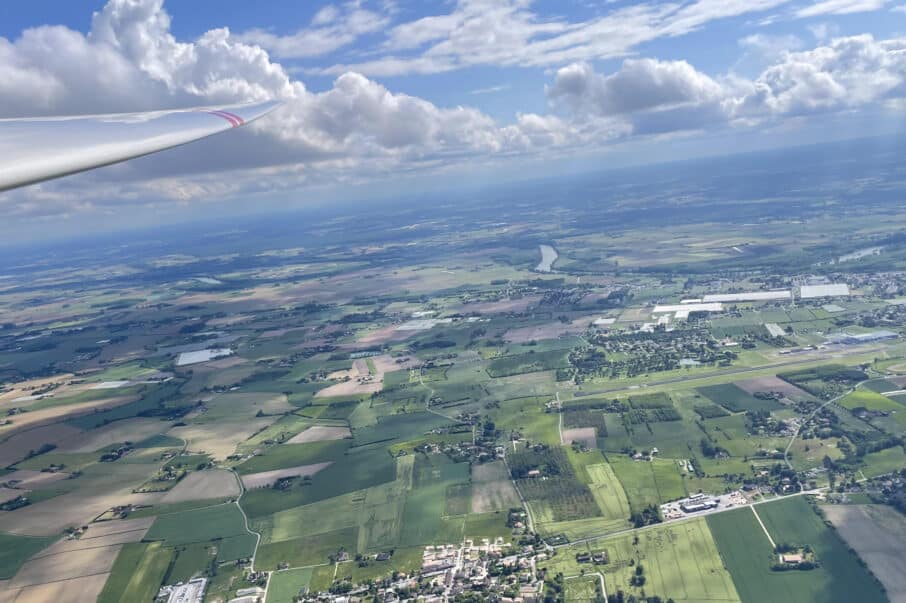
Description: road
xmin=232 ymin=468 xmax=263 ymax=572
xmin=783 ymin=375 xmax=884 ymax=470
xmin=502 ymin=447 xmax=536 ymax=534
xmin=750 ymin=505 xmax=776 ymax=548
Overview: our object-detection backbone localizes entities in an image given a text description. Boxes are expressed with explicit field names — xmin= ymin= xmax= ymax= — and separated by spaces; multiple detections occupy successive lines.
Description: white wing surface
xmin=0 ymin=100 xmax=281 ymax=192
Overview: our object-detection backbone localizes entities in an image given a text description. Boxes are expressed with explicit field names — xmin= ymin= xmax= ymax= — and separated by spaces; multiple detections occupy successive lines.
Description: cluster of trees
xmin=630 ymin=504 xmax=662 ymax=528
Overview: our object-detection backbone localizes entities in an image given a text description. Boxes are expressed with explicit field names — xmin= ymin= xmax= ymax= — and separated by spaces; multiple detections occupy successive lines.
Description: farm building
xmin=680 ymin=493 xmax=720 ymax=513
xmin=702 ymin=290 xmax=791 ymax=302
xmin=799 ymin=283 xmax=850 ymax=298
xmin=825 ymin=330 xmax=898 ymax=345
xmin=653 ymin=302 xmax=723 ymax=314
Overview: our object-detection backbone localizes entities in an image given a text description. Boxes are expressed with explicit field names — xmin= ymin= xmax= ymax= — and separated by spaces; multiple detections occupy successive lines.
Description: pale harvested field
xmin=315 ymin=378 xmax=381 ymax=398
xmin=561 ymin=427 xmax=596 ymax=449
xmin=0 ymin=424 xmax=83 ymax=467
xmin=824 ymin=504 xmax=906 ymax=603
xmin=355 ymin=324 xmax=416 ymax=346
xmin=618 ymin=307 xmax=650 ymax=322
xmin=170 ymin=418 xmax=273 ymax=460
xmin=0 ymin=464 xmax=165 ymax=536
xmin=456 ymin=295 xmax=540 ymax=315
xmin=10 ymin=541 xmax=122 ymax=588
xmin=0 ymin=488 xmax=22 ymax=504
xmin=241 ymin=462 xmax=332 ymax=489
xmin=734 ymin=375 xmax=815 ymax=400
xmin=471 ymin=461 xmax=520 ymax=513
xmin=32 ymin=517 xmax=154 ymax=558
xmin=371 ymin=354 xmax=419 ymax=373
xmin=0 ymin=374 xmax=75 ymax=408
xmin=4 ymin=573 xmax=109 ymax=603
xmin=316 ymin=354 xmax=417 ymax=398
xmin=0 ymin=394 xmax=137 ymax=442
xmin=56 ymin=418 xmax=167 ymax=453
xmin=326 ymin=368 xmax=357 ymax=381
xmin=889 ymin=375 xmax=906 ymax=387
xmin=0 ymin=470 xmax=71 ymax=489
xmin=504 ymin=319 xmax=587 ymax=344
xmin=286 ymin=425 xmax=351 ymax=444
xmin=161 ymin=469 xmax=240 ymax=503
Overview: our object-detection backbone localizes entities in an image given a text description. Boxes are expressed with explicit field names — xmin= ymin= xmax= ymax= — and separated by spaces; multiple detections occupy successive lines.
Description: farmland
xmin=1 ymin=139 xmax=906 ymax=600
xmin=708 ymin=498 xmax=887 ymax=603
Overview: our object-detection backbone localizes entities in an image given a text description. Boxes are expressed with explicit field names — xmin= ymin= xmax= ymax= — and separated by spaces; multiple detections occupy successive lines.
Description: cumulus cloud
xmin=1 ymin=0 xmax=904 ymax=226
xmin=548 ymin=59 xmax=725 ymax=117
xmin=0 ymin=0 xmax=575 ymax=212
xmin=548 ymin=35 xmax=906 ymax=133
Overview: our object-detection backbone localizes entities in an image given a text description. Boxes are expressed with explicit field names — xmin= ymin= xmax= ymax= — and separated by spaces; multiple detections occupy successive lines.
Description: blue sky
xmin=0 ymin=0 xmax=904 ymax=240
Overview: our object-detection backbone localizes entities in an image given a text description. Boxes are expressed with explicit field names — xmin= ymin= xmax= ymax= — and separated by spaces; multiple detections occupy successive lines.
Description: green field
xmin=0 ymin=533 xmax=55 ymax=580
xmin=486 ymin=349 xmax=570 ymax=378
xmin=266 ymin=567 xmax=314 ymax=603
xmin=839 ymin=388 xmax=903 ymax=412
xmin=240 ymin=447 xmax=398 ymax=518
xmin=145 ymin=503 xmax=255 ymax=560
xmin=546 ymin=519 xmax=739 ymax=603
xmin=609 ymin=455 xmax=686 ymax=512
xmin=98 ymin=542 xmax=174 ymax=603
xmin=861 ymin=445 xmax=906 ymax=477
xmin=708 ymin=498 xmax=887 ymax=603
xmin=399 ymin=455 xmax=470 ymax=546
xmin=697 ymin=383 xmax=782 ymax=413
xmin=256 ymin=527 xmax=358 ymax=569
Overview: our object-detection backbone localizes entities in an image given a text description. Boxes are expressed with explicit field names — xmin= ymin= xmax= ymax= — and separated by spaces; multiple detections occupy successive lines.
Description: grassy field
xmin=0 ymin=532 xmax=55 ymax=579
xmin=240 ymin=447 xmax=398 ymax=518
xmin=256 ymin=527 xmax=358 ymax=569
xmin=609 ymin=455 xmax=686 ymax=512
xmin=266 ymin=567 xmax=314 ymax=603
xmin=708 ymin=498 xmax=887 ymax=603
xmin=546 ymin=519 xmax=739 ymax=603
xmin=167 ymin=542 xmax=215 ymax=582
xmin=486 ymin=349 xmax=570 ymax=378
xmin=861 ymin=445 xmax=906 ymax=477
xmin=399 ymin=455 xmax=470 ymax=546
xmin=839 ymin=388 xmax=903 ymax=412
xmin=98 ymin=542 xmax=174 ymax=603
xmin=565 ymin=449 xmax=631 ymax=524
xmin=697 ymin=383 xmax=782 ymax=413
xmin=145 ymin=503 xmax=254 ymax=558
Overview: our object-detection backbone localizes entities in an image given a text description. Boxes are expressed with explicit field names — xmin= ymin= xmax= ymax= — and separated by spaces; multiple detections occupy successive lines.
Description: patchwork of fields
xmin=2 ymin=160 xmax=906 ymax=602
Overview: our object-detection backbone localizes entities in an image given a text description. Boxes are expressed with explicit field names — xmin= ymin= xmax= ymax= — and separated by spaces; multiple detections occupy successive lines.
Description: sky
xmin=0 ymin=0 xmax=905 ymax=243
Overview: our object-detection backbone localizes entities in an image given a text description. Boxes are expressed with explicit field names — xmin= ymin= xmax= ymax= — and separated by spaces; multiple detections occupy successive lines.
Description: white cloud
xmin=236 ymin=3 xmax=389 ymax=59
xmin=321 ymin=0 xmax=791 ymax=76
xmin=795 ymin=0 xmax=888 ymax=17
xmin=548 ymin=59 xmax=725 ymax=117
xmin=807 ymin=22 xmax=840 ymax=40
xmin=0 ymin=0 xmax=904 ymax=227
xmin=0 ymin=0 xmax=585 ymax=218
xmin=739 ymin=33 xmax=804 ymax=54
xmin=892 ymin=3 xmax=906 ymax=10
xmin=470 ymin=84 xmax=511 ymax=95
xmin=548 ymin=34 xmax=906 ymax=130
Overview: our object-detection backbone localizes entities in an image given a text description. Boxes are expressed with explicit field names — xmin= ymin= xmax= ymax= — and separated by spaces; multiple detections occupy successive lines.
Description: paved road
xmin=783 ymin=375 xmax=885 ymax=470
